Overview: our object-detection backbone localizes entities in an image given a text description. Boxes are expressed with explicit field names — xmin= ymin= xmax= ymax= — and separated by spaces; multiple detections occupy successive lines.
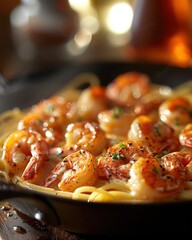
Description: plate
xmin=1 ymin=61 xmax=192 ymax=237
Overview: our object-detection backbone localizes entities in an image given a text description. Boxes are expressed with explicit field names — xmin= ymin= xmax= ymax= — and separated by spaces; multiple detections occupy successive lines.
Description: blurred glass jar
xmin=128 ymin=0 xmax=192 ymax=67
xmin=10 ymin=0 xmax=79 ymax=61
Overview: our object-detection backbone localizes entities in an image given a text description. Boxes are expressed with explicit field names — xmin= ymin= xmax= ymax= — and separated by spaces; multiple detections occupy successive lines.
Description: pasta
xmin=1 ymin=70 xmax=192 ymax=203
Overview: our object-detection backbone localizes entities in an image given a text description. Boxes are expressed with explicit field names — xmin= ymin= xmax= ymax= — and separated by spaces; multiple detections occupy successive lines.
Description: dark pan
xmin=1 ymin=61 xmax=192 ymax=112
xmin=0 ymin=61 xmax=192 ymax=238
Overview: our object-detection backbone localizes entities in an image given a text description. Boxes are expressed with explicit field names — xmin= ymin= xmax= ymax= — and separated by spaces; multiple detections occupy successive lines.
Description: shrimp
xmin=18 ymin=96 xmax=78 ymax=147
xmin=98 ymin=107 xmax=137 ymax=141
xmin=133 ymin=82 xmax=172 ymax=118
xmin=129 ymin=149 xmax=192 ymax=201
xmin=161 ymin=150 xmax=192 ymax=181
xmin=106 ymin=71 xmax=150 ymax=107
xmin=98 ymin=140 xmax=151 ymax=181
xmin=18 ymin=96 xmax=79 ymax=147
xmin=2 ymin=129 xmax=49 ymax=182
xmin=76 ymin=85 xmax=109 ymax=122
xmin=129 ymin=155 xmax=185 ymax=201
xmin=18 ymin=112 xmax=64 ymax=147
xmin=128 ymin=115 xmax=180 ymax=157
xmin=42 ymin=150 xmax=98 ymax=192
xmin=159 ymin=96 xmax=192 ymax=135
xmin=134 ymin=98 xmax=164 ymax=120
xmin=49 ymin=121 xmax=109 ymax=157
xmin=179 ymin=123 xmax=192 ymax=148
xmin=30 ymin=96 xmax=77 ymax=125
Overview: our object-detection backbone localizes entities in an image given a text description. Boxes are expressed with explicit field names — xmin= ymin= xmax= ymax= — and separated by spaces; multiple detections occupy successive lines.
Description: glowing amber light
xmin=168 ymin=34 xmax=191 ymax=66
xmin=105 ymin=2 xmax=133 ymax=34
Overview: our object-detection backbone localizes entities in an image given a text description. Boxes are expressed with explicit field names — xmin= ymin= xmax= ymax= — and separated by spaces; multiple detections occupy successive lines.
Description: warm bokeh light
xmin=10 ymin=1 xmax=40 ymax=28
xmin=68 ymin=0 xmax=91 ymax=13
xmin=74 ymin=29 xmax=92 ymax=48
xmin=66 ymin=29 xmax=92 ymax=56
xmin=80 ymin=15 xmax=99 ymax=34
xmin=105 ymin=2 xmax=133 ymax=34
xmin=167 ymin=34 xmax=191 ymax=66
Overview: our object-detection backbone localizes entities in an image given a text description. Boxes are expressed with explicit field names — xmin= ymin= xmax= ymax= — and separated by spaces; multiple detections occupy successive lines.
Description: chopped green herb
xmin=119 ymin=143 xmax=126 ymax=149
xmin=98 ymin=153 xmax=105 ymax=158
xmin=36 ymin=119 xmax=44 ymax=125
xmin=153 ymin=125 xmax=161 ymax=137
xmin=174 ymin=119 xmax=181 ymax=126
xmin=112 ymin=152 xmax=125 ymax=160
xmin=152 ymin=152 xmax=158 ymax=157
xmin=152 ymin=166 xmax=158 ymax=174
xmin=112 ymin=107 xmax=125 ymax=118
xmin=45 ymin=104 xmax=55 ymax=113
xmin=15 ymin=179 xmax=20 ymax=184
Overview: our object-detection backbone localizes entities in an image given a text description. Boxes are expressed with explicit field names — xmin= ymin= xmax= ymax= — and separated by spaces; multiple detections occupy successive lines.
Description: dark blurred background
xmin=0 ymin=0 xmax=135 ymax=79
xmin=0 ymin=1 xmax=20 ymax=78
xmin=1 ymin=0 xmax=192 ymax=80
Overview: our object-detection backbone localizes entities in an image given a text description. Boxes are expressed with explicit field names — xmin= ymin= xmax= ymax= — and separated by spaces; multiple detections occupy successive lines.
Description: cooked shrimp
xmin=98 ymin=141 xmax=151 ymax=181
xmin=30 ymin=96 xmax=77 ymax=125
xmin=2 ymin=129 xmax=48 ymax=182
xmin=98 ymin=107 xmax=137 ymax=141
xmin=106 ymin=71 xmax=150 ymax=107
xmin=18 ymin=112 xmax=64 ymax=147
xmin=161 ymin=150 xmax=192 ymax=181
xmin=49 ymin=121 xmax=109 ymax=157
xmin=129 ymin=156 xmax=185 ymax=201
xmin=65 ymin=121 xmax=109 ymax=155
xmin=42 ymin=149 xmax=98 ymax=192
xmin=179 ymin=123 xmax=192 ymax=148
xmin=18 ymin=96 xmax=78 ymax=147
xmin=159 ymin=96 xmax=192 ymax=135
xmin=129 ymin=85 xmax=172 ymax=125
xmin=76 ymin=85 xmax=109 ymax=122
xmin=134 ymin=99 xmax=164 ymax=120
xmin=128 ymin=115 xmax=180 ymax=156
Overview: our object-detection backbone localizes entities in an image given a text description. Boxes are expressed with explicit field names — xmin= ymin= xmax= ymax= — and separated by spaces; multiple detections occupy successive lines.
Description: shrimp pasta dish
xmin=1 ymin=70 xmax=192 ymax=203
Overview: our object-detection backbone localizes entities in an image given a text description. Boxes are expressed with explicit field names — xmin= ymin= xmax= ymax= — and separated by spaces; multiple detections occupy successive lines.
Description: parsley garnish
xmin=15 ymin=179 xmax=20 ymax=184
xmin=152 ymin=152 xmax=158 ymax=157
xmin=112 ymin=152 xmax=125 ymax=160
xmin=119 ymin=143 xmax=126 ymax=149
xmin=36 ymin=119 xmax=44 ymax=125
xmin=45 ymin=104 xmax=55 ymax=113
xmin=153 ymin=125 xmax=161 ymax=137
xmin=152 ymin=166 xmax=158 ymax=174
xmin=174 ymin=119 xmax=181 ymax=126
xmin=112 ymin=107 xmax=124 ymax=118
